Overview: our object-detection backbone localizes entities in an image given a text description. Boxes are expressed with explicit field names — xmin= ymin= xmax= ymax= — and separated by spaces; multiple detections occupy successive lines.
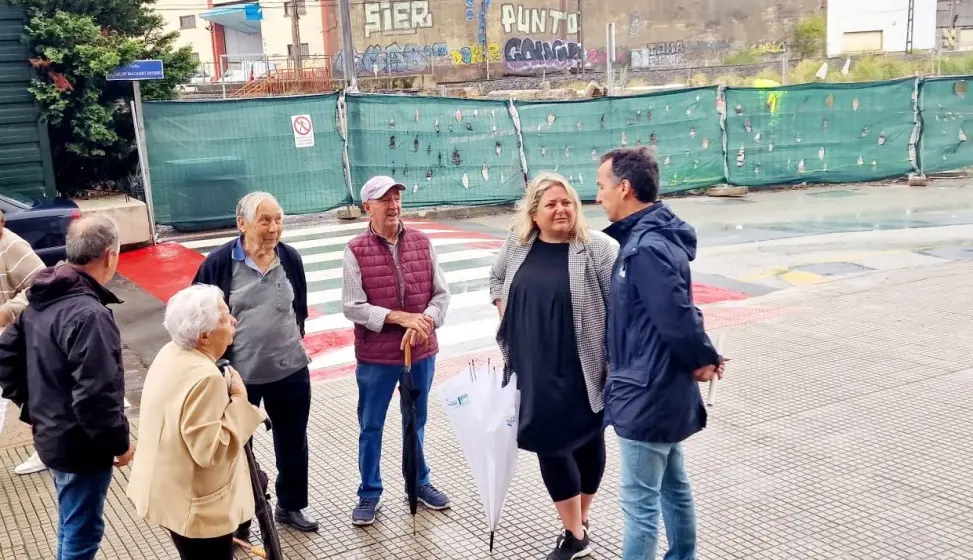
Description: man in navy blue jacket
xmin=597 ymin=147 xmax=725 ymax=560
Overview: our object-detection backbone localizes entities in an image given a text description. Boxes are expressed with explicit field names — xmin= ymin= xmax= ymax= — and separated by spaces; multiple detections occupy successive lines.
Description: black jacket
xmin=0 ymin=264 xmax=129 ymax=473
xmin=192 ymin=236 xmax=308 ymax=363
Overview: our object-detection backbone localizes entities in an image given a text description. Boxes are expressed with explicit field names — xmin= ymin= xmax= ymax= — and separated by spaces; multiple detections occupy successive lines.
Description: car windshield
xmin=0 ymin=188 xmax=36 ymax=208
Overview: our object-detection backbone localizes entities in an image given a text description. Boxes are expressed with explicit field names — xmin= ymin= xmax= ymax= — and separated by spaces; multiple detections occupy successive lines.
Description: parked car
xmin=0 ymin=188 xmax=80 ymax=266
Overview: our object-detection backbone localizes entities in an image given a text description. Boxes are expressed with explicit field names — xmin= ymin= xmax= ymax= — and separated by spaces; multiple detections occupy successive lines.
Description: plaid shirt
xmin=490 ymin=229 xmax=619 ymax=413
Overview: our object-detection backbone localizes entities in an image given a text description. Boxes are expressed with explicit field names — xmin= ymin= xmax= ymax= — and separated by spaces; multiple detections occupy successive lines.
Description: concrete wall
xmin=827 ymin=0 xmax=938 ymax=57
xmin=161 ymin=0 xmax=823 ymax=81
xmin=333 ymin=0 xmax=822 ymax=78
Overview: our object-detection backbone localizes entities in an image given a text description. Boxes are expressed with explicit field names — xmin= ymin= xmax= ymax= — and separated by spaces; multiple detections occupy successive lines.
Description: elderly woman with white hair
xmin=490 ymin=172 xmax=618 ymax=560
xmin=127 ymin=284 xmax=264 ymax=560
xmin=192 ymin=191 xmax=317 ymax=535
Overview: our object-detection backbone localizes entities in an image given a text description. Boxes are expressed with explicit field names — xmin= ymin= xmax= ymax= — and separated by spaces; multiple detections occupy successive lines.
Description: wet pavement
xmin=3 ymin=181 xmax=973 ymax=558
xmin=1 ymin=260 xmax=972 ymax=558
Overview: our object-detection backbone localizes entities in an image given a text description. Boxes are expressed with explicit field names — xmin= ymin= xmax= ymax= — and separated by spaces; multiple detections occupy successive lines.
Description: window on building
xmin=179 ymin=15 xmax=196 ymax=29
xmin=190 ymin=52 xmax=201 ymax=65
xmin=287 ymin=43 xmax=311 ymax=57
xmin=843 ymin=31 xmax=883 ymax=54
xmin=284 ymin=0 xmax=307 ymax=16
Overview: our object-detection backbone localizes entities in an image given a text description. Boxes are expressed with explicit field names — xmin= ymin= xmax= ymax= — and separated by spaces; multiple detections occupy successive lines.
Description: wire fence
xmin=143 ymin=75 xmax=973 ymax=230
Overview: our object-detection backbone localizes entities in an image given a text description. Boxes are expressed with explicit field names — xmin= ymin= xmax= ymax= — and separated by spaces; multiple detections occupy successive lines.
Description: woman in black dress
xmin=490 ymin=172 xmax=618 ymax=560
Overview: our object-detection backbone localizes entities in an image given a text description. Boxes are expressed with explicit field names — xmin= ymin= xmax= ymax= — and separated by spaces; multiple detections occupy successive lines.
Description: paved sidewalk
xmin=2 ymin=262 xmax=972 ymax=559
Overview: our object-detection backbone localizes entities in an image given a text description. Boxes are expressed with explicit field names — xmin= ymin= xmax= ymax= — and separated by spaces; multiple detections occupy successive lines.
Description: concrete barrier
xmin=72 ymin=195 xmax=152 ymax=248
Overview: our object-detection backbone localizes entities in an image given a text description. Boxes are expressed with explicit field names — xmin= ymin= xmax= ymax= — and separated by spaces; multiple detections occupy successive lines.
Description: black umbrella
xmin=217 ymin=360 xmax=285 ymax=560
xmin=400 ymin=344 xmax=420 ymax=535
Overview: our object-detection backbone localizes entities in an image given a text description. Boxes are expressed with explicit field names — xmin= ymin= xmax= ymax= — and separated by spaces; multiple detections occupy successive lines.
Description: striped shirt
xmin=0 ymin=228 xmax=45 ymax=326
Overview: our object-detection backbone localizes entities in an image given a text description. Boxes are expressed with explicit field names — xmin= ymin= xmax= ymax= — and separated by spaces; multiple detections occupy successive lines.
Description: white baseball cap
xmin=360 ymin=176 xmax=405 ymax=202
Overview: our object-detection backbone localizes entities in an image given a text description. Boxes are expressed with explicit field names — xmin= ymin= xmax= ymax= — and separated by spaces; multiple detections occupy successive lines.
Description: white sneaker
xmin=14 ymin=451 xmax=46 ymax=475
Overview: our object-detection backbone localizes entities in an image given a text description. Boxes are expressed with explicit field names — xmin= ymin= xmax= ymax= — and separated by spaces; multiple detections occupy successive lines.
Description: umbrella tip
xmin=489 ymin=531 xmax=495 ymax=553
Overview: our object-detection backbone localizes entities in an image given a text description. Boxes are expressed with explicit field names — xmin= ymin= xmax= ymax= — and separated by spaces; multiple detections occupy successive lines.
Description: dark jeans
xmin=52 ymin=468 xmax=113 ymax=560
xmin=356 ymin=356 xmax=435 ymax=499
xmin=245 ymin=367 xmax=311 ymax=510
xmin=170 ymin=531 xmax=234 ymax=560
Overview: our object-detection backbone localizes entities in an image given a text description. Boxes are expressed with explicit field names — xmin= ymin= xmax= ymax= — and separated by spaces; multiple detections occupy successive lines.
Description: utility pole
xmin=288 ymin=0 xmax=303 ymax=69
xmin=906 ymin=0 xmax=915 ymax=53
xmin=577 ymin=0 xmax=584 ymax=78
xmin=338 ymin=0 xmax=358 ymax=90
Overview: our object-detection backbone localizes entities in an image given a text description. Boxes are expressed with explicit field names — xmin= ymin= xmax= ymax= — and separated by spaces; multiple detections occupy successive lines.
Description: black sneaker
xmin=546 ymin=529 xmax=592 ymax=560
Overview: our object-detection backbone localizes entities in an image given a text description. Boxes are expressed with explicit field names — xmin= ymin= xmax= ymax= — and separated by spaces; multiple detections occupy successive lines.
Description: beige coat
xmin=127 ymin=342 xmax=264 ymax=539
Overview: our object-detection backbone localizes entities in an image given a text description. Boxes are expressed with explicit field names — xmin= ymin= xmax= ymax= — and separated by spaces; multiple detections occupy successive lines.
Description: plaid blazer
xmin=490 ymin=229 xmax=619 ymax=413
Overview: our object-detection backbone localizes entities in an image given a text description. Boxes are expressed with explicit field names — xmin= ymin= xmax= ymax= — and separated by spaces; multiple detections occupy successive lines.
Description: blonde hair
xmin=511 ymin=171 xmax=589 ymax=244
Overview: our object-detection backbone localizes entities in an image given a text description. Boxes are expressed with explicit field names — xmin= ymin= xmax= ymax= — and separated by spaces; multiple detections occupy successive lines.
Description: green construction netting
xmin=515 ymin=87 xmax=725 ymax=199
xmin=918 ymin=76 xmax=973 ymax=173
xmin=724 ymin=79 xmax=918 ymax=186
xmin=143 ymin=94 xmax=349 ymax=231
xmin=345 ymin=94 xmax=526 ymax=207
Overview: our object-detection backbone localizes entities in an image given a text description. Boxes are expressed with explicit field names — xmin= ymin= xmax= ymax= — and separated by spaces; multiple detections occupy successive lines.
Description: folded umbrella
xmin=400 ymin=344 xmax=420 ymax=535
xmin=439 ymin=362 xmax=520 ymax=552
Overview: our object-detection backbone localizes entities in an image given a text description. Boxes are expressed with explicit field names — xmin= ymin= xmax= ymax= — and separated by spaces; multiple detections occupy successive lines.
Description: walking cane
xmin=216 ymin=360 xmax=286 ymax=560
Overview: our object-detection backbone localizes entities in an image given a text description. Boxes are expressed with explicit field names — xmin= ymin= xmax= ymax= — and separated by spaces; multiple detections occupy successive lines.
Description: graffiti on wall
xmin=504 ymin=37 xmax=582 ymax=72
xmin=334 ymin=42 xmax=448 ymax=75
xmin=631 ymin=41 xmax=685 ymax=68
xmin=500 ymin=4 xmax=579 ymax=35
xmin=583 ymin=47 xmax=631 ymax=70
xmin=363 ymin=0 xmax=434 ymax=38
xmin=629 ymin=11 xmax=641 ymax=35
xmin=749 ymin=40 xmax=785 ymax=55
xmin=450 ymin=42 xmax=502 ymax=65
xmin=465 ymin=0 xmax=474 ymax=21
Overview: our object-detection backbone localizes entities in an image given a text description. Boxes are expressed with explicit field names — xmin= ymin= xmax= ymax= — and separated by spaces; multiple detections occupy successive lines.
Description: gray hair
xmin=66 ymin=214 xmax=120 ymax=265
xmin=163 ymin=284 xmax=225 ymax=350
xmin=236 ymin=192 xmax=283 ymax=223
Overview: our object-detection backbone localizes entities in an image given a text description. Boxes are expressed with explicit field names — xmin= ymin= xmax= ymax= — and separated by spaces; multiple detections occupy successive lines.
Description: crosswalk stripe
xmin=180 ymin=221 xmax=367 ymax=249
xmin=176 ymin=221 xmax=505 ymax=376
xmin=182 ymin=220 xmax=437 ymax=251
xmin=305 ymin=288 xmax=494 ymax=334
xmin=307 ymin=265 xmax=492 ymax=305
xmin=305 ymin=249 xmax=497 ymax=283
xmin=308 ymin=317 xmax=500 ymax=371
xmin=287 ymin=229 xmax=454 ymax=251
xmin=294 ymin=238 xmax=496 ymax=265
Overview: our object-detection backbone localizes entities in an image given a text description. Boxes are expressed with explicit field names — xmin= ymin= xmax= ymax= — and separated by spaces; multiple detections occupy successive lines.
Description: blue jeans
xmin=52 ymin=468 xmax=113 ymax=560
xmin=618 ymin=438 xmax=697 ymax=560
xmin=356 ymin=356 xmax=435 ymax=499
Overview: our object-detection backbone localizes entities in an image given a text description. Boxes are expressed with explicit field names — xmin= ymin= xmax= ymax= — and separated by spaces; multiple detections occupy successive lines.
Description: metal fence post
xmin=337 ymin=91 xmax=357 ymax=204
xmin=508 ymin=98 xmax=529 ymax=184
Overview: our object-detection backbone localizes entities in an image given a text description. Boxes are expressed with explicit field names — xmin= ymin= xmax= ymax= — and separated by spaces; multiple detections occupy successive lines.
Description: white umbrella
xmin=439 ymin=362 xmax=520 ymax=552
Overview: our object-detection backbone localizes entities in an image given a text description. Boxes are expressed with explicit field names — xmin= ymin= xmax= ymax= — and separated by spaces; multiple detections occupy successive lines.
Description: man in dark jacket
xmin=597 ymin=147 xmax=725 ymax=560
xmin=192 ymin=191 xmax=318 ymax=535
xmin=0 ymin=214 xmax=133 ymax=560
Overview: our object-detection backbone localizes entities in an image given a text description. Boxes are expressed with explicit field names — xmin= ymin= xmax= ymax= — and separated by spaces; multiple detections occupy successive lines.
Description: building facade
xmin=826 ymin=0 xmax=938 ymax=57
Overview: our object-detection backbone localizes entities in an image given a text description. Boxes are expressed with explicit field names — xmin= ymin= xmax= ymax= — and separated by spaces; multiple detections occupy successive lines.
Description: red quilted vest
xmin=347 ymin=226 xmax=439 ymax=365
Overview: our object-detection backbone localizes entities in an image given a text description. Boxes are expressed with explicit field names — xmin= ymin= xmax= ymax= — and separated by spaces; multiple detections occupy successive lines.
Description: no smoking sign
xmin=291 ymin=114 xmax=315 ymax=148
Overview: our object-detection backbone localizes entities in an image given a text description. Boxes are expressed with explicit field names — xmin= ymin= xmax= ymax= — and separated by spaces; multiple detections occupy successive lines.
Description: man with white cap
xmin=341 ymin=176 xmax=451 ymax=526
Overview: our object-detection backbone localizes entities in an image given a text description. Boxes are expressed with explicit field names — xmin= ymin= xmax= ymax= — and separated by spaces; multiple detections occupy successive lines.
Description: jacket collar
xmin=231 ymin=235 xmax=281 ymax=261
xmin=367 ymin=221 xmax=405 ymax=243
xmin=603 ymin=202 xmax=662 ymax=245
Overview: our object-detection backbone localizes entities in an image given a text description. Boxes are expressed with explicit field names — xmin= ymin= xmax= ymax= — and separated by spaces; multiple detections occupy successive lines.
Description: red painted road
xmin=117 ymin=221 xmax=752 ymax=383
